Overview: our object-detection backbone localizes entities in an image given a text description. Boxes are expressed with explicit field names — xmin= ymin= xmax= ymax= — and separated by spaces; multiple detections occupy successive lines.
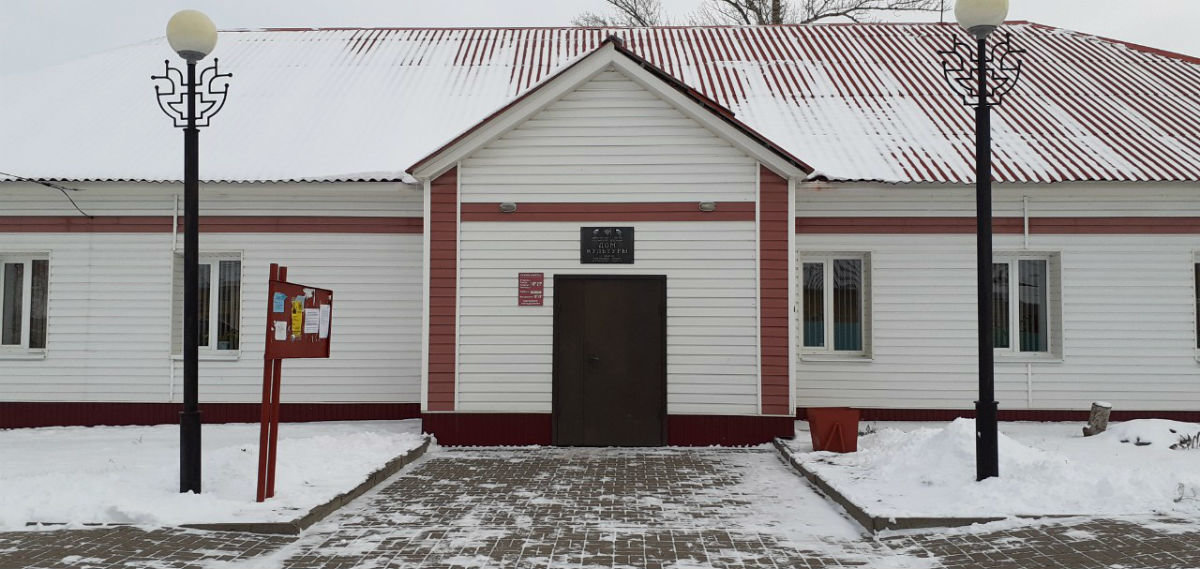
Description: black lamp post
xmin=152 ymin=10 xmax=231 ymax=494
xmin=938 ymin=0 xmax=1024 ymax=481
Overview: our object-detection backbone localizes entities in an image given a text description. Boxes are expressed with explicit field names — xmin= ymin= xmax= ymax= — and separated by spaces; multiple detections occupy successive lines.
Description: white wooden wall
xmin=455 ymin=222 xmax=759 ymax=415
xmin=457 ymin=66 xmax=763 ymax=416
xmin=0 ymin=182 xmax=424 ymax=404
xmin=460 ymin=68 xmax=758 ymax=203
xmin=795 ymin=182 xmax=1200 ymax=411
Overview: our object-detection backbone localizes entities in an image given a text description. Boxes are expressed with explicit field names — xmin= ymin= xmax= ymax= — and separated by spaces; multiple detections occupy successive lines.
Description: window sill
xmin=171 ymin=352 xmax=240 ymax=362
xmin=996 ymin=354 xmax=1063 ymax=364
xmin=0 ymin=350 xmax=46 ymax=361
xmin=800 ymin=353 xmax=874 ymax=362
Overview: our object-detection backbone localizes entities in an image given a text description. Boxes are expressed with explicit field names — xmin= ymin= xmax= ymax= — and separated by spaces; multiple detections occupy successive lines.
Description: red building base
xmin=0 ymin=402 xmax=420 ymax=428
xmin=421 ymin=413 xmax=795 ymax=446
xmin=797 ymin=407 xmax=1200 ymax=423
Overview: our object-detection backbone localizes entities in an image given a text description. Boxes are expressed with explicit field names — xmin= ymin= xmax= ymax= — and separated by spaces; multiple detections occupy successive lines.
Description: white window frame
xmin=0 ymin=253 xmax=49 ymax=356
xmin=799 ymin=252 xmax=871 ymax=358
xmin=173 ymin=252 xmax=243 ymax=358
xmin=993 ymin=251 xmax=1061 ymax=360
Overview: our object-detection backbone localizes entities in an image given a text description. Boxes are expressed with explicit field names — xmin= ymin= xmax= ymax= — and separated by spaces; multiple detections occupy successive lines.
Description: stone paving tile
xmin=4 ymin=448 xmax=1200 ymax=568
xmin=883 ymin=518 xmax=1200 ymax=569
xmin=0 ymin=526 xmax=289 ymax=568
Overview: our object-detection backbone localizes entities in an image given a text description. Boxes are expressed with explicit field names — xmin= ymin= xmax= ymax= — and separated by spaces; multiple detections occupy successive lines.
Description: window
xmin=0 ymin=255 xmax=48 ymax=351
xmin=174 ymin=254 xmax=241 ymax=353
xmin=801 ymin=254 xmax=870 ymax=355
xmin=993 ymin=253 xmax=1061 ymax=356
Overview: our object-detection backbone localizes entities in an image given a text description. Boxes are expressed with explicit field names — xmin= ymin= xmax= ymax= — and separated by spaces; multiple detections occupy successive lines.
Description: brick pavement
xmin=3 ymin=448 xmax=1200 ymax=568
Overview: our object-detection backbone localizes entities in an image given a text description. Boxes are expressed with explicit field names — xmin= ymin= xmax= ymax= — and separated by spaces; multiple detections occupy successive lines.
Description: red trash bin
xmin=807 ymin=407 xmax=860 ymax=452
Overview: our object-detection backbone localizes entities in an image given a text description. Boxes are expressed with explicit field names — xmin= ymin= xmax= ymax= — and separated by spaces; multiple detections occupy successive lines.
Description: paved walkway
xmin=3 ymin=448 xmax=1200 ymax=568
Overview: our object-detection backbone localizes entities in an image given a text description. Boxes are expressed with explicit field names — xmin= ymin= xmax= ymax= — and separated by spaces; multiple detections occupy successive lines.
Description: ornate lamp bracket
xmin=151 ymin=58 xmax=232 ymax=128
xmin=938 ymin=31 xmax=1025 ymax=107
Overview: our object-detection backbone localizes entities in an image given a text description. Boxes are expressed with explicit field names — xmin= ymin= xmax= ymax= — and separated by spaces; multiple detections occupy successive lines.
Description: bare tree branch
xmin=572 ymin=0 xmax=666 ymax=27
xmin=575 ymin=0 xmax=945 ymax=28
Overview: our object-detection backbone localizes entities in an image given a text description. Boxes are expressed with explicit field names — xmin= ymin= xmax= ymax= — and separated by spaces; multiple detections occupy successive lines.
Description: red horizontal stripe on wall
xmin=0 ymin=402 xmax=420 ymax=428
xmin=461 ymin=202 xmax=755 ymax=222
xmin=796 ymin=217 xmax=1200 ymax=234
xmin=0 ymin=216 xmax=423 ymax=233
xmin=796 ymin=217 xmax=1023 ymax=234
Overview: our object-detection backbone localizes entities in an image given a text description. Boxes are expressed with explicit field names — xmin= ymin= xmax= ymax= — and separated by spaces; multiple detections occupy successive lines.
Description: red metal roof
xmin=3 ymin=23 xmax=1197 ymax=184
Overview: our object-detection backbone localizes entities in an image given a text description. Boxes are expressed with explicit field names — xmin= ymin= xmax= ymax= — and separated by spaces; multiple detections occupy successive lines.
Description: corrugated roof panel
xmin=1 ymin=23 xmax=1197 ymax=184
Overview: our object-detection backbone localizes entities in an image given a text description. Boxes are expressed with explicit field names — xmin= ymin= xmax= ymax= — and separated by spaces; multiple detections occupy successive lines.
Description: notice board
xmin=264 ymin=279 xmax=333 ymax=359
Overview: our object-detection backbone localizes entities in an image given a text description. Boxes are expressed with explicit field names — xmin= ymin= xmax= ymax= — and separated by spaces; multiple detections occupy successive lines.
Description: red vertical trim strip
xmin=427 ymin=168 xmax=458 ymax=412
xmin=759 ymin=166 xmax=790 ymax=416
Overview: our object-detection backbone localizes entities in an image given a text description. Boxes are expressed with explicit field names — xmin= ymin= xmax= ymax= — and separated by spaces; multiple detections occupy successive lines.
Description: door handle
xmin=588 ymin=354 xmax=600 ymax=364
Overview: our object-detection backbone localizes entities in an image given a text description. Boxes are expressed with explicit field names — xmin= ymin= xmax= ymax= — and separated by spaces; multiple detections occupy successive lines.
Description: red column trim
xmin=427 ymin=169 xmax=458 ymax=412
xmin=759 ymin=166 xmax=790 ymax=415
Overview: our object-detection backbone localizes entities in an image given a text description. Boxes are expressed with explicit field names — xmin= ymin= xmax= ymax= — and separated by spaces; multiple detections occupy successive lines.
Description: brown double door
xmin=553 ymin=276 xmax=667 ymax=446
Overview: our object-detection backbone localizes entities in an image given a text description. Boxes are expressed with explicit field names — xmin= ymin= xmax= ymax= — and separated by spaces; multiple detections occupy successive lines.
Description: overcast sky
xmin=1 ymin=0 xmax=1197 ymax=75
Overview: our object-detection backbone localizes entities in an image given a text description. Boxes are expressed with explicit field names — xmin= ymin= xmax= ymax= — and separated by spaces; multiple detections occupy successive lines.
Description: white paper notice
xmin=273 ymin=321 xmax=287 ymax=341
xmin=303 ymin=308 xmax=320 ymax=334
xmin=318 ymin=304 xmax=331 ymax=339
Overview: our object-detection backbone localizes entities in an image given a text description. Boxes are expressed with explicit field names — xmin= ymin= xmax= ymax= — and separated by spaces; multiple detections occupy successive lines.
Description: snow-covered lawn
xmin=0 ymin=419 xmax=426 ymax=529
xmin=790 ymin=418 xmax=1200 ymax=520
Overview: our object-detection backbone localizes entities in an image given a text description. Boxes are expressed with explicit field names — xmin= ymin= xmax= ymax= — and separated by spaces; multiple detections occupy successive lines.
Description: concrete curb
xmin=26 ymin=437 xmax=432 ymax=535
xmin=183 ymin=436 xmax=432 ymax=535
xmin=771 ymin=438 xmax=1076 ymax=533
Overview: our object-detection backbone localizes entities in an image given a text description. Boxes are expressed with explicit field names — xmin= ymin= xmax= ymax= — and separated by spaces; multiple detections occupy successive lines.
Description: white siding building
xmin=2 ymin=24 xmax=1198 ymax=444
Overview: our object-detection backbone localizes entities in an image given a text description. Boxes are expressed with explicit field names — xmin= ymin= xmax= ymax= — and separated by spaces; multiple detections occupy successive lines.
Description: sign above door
xmin=580 ymin=226 xmax=634 ymax=264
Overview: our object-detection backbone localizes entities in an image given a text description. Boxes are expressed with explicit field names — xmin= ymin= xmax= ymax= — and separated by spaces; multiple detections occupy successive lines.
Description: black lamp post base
xmin=180 ymin=410 xmax=202 ymax=493
xmin=975 ymin=400 xmax=998 ymax=481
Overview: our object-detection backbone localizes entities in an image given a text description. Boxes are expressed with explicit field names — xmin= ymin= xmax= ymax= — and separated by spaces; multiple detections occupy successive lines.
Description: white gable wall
xmin=457 ymin=67 xmax=763 ymax=415
xmin=794 ymin=182 xmax=1200 ymax=411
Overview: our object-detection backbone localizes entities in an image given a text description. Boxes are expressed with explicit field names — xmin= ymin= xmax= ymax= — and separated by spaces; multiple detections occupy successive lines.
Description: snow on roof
xmin=1 ymin=23 xmax=1198 ymax=184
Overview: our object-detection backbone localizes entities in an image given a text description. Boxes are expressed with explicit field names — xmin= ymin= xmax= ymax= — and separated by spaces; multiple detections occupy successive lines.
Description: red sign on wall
xmin=518 ymin=273 xmax=544 ymax=306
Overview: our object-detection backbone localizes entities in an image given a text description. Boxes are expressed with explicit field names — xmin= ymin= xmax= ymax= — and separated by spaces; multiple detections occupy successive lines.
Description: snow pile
xmin=0 ymin=420 xmax=426 ymax=529
xmin=1096 ymin=419 xmax=1200 ymax=449
xmin=796 ymin=418 xmax=1200 ymax=519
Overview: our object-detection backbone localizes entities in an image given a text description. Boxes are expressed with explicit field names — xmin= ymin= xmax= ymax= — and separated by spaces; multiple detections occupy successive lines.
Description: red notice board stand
xmin=257 ymin=263 xmax=333 ymax=502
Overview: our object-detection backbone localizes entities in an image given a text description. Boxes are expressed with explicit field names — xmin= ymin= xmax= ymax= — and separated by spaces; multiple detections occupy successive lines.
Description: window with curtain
xmin=0 ymin=255 xmax=49 ymax=351
xmin=174 ymin=254 xmax=241 ymax=353
xmin=801 ymin=254 xmax=869 ymax=355
xmin=992 ymin=255 xmax=1056 ymax=354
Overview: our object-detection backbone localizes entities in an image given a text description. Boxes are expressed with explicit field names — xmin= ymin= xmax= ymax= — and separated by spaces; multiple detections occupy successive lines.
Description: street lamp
xmin=938 ymin=0 xmax=1024 ymax=481
xmin=152 ymin=9 xmax=231 ymax=494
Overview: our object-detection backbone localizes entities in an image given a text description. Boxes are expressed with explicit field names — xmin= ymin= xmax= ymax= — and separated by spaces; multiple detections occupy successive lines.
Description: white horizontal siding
xmin=456 ymin=220 xmax=759 ymax=416
xmin=796 ymin=181 xmax=1200 ymax=218
xmin=0 ymin=181 xmax=423 ymax=217
xmin=0 ymin=232 xmax=423 ymax=404
xmin=460 ymin=67 xmax=757 ymax=203
xmin=795 ymin=233 xmax=1200 ymax=411
xmin=455 ymin=65 xmax=762 ymax=416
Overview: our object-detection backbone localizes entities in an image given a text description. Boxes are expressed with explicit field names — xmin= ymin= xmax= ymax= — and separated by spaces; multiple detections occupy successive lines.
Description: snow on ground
xmin=790 ymin=418 xmax=1200 ymax=519
xmin=0 ymin=420 xmax=426 ymax=529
